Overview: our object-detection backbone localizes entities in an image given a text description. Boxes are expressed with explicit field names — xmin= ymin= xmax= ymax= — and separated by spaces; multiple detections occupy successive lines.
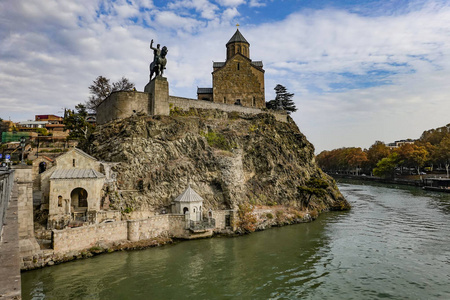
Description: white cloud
xmin=168 ymin=0 xmax=219 ymax=20
xmin=215 ymin=0 xmax=246 ymax=7
xmin=248 ymin=0 xmax=267 ymax=7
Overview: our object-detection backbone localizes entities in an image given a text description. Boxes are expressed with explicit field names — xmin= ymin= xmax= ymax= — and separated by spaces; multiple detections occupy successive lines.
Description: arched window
xmin=183 ymin=207 xmax=189 ymax=214
xmin=237 ymin=46 xmax=241 ymax=53
xmin=58 ymin=195 xmax=63 ymax=207
xmin=237 ymin=63 xmax=240 ymax=71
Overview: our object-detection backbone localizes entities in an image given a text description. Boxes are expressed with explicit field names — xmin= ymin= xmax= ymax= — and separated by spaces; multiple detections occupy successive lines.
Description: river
xmin=22 ymin=181 xmax=450 ymax=299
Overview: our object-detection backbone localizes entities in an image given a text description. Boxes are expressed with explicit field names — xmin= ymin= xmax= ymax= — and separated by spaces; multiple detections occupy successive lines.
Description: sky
xmin=1 ymin=0 xmax=450 ymax=153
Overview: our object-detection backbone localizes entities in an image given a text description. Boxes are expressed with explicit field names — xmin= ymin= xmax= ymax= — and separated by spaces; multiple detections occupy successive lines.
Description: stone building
xmin=38 ymin=148 xmax=114 ymax=229
xmin=197 ymin=28 xmax=265 ymax=108
xmin=171 ymin=184 xmax=204 ymax=222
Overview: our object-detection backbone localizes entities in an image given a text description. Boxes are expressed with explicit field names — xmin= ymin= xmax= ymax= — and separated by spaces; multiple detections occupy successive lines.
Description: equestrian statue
xmin=149 ymin=39 xmax=168 ymax=80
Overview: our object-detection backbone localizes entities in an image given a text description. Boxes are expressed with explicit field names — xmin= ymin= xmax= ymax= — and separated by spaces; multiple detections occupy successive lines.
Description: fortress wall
xmin=169 ymin=96 xmax=288 ymax=122
xmin=97 ymin=91 xmax=149 ymax=125
xmin=96 ymin=90 xmax=288 ymax=125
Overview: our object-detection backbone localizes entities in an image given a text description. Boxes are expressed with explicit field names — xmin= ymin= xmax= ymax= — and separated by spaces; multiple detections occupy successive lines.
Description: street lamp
xmin=20 ymin=136 xmax=26 ymax=164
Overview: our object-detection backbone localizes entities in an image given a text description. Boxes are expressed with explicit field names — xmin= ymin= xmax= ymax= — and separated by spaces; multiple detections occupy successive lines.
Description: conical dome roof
xmin=174 ymin=184 xmax=204 ymax=203
xmin=226 ymin=29 xmax=249 ymax=46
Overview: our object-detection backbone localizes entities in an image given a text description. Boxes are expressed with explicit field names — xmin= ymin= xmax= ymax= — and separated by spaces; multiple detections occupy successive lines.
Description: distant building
xmin=35 ymin=114 xmax=65 ymax=133
xmin=387 ymin=139 xmax=416 ymax=149
xmin=197 ymin=28 xmax=266 ymax=108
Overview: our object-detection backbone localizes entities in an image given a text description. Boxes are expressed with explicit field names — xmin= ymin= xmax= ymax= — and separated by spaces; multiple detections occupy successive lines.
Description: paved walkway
xmin=0 ymin=178 xmax=21 ymax=299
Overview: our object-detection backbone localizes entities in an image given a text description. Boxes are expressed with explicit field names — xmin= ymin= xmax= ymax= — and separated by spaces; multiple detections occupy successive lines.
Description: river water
xmin=22 ymin=181 xmax=450 ymax=299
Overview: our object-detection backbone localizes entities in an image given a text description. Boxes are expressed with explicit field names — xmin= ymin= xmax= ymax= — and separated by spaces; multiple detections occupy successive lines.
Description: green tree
xmin=366 ymin=141 xmax=390 ymax=172
xmin=86 ymin=76 xmax=135 ymax=112
xmin=266 ymin=84 xmax=297 ymax=114
xmin=373 ymin=152 xmax=402 ymax=179
xmin=63 ymin=104 xmax=93 ymax=140
xmin=297 ymin=178 xmax=329 ymax=209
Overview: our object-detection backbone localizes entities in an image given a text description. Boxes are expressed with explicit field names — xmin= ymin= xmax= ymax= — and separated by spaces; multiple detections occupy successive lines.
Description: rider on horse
xmin=149 ymin=39 xmax=168 ymax=80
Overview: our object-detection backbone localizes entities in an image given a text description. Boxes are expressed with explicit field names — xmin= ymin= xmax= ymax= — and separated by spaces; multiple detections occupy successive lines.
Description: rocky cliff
xmin=84 ymin=109 xmax=349 ymax=215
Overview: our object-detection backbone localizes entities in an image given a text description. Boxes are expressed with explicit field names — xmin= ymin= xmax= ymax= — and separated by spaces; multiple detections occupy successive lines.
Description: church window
xmin=183 ymin=207 xmax=189 ymax=214
xmin=58 ymin=195 xmax=63 ymax=207
xmin=224 ymin=97 xmax=226 ymax=103
xmin=237 ymin=63 xmax=240 ymax=71
xmin=73 ymin=159 xmax=76 ymax=167
xmin=237 ymin=46 xmax=241 ymax=53
xmin=252 ymin=97 xmax=256 ymax=107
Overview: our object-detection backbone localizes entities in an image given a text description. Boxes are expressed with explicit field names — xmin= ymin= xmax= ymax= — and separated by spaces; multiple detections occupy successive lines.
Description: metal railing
xmin=189 ymin=218 xmax=216 ymax=231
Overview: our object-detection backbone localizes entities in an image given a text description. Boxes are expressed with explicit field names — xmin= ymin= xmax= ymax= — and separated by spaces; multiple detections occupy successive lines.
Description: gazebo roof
xmin=174 ymin=184 xmax=203 ymax=203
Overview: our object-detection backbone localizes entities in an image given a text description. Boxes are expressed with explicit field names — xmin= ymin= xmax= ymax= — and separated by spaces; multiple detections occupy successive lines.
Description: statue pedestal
xmin=144 ymin=76 xmax=170 ymax=116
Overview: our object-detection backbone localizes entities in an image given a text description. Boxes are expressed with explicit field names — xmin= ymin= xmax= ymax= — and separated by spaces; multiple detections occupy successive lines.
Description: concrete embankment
xmin=330 ymin=173 xmax=423 ymax=187
xmin=0 ymin=170 xmax=21 ymax=299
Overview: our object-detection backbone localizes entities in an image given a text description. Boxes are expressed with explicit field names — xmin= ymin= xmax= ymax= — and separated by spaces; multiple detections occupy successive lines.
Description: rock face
xmin=84 ymin=109 xmax=349 ymax=214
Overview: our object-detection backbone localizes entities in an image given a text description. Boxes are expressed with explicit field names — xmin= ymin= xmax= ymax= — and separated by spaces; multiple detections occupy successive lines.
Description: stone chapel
xmin=197 ymin=28 xmax=266 ymax=108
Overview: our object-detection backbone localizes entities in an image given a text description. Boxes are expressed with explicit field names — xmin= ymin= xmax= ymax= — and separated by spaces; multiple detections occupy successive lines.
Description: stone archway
xmin=39 ymin=161 xmax=47 ymax=174
xmin=71 ymin=187 xmax=88 ymax=208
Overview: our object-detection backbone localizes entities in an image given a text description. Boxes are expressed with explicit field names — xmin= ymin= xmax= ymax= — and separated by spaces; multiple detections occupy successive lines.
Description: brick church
xmin=197 ymin=28 xmax=265 ymax=108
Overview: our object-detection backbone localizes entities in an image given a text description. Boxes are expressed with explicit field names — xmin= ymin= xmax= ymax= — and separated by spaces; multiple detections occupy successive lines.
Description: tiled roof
xmin=213 ymin=62 xmax=225 ymax=68
xmin=174 ymin=184 xmax=203 ymax=203
xmin=251 ymin=61 xmax=263 ymax=67
xmin=227 ymin=29 xmax=249 ymax=45
xmin=197 ymin=88 xmax=213 ymax=94
xmin=50 ymin=169 xmax=105 ymax=179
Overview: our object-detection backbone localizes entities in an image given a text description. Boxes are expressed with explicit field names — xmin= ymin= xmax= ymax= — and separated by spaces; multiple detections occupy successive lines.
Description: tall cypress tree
xmin=265 ymin=84 xmax=297 ymax=114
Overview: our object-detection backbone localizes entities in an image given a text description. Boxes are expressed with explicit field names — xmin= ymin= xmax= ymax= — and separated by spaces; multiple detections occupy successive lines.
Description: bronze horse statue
xmin=150 ymin=46 xmax=168 ymax=80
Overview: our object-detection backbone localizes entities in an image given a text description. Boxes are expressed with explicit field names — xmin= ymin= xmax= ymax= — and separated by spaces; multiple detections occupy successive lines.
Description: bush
xmin=201 ymin=131 xmax=233 ymax=151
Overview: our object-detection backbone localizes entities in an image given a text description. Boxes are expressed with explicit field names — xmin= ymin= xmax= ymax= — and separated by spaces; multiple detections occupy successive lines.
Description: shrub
xmin=236 ymin=204 xmax=257 ymax=233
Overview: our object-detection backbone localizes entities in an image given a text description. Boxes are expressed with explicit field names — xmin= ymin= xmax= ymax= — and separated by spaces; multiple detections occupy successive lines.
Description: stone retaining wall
xmin=53 ymin=221 xmax=128 ymax=253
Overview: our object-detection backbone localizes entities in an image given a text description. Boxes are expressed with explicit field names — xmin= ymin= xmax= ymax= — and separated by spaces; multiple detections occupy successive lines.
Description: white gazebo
xmin=172 ymin=184 xmax=203 ymax=222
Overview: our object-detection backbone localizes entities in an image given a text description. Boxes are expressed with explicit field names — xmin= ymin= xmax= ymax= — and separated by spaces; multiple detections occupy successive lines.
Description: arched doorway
xmin=39 ymin=162 xmax=47 ymax=174
xmin=71 ymin=188 xmax=88 ymax=208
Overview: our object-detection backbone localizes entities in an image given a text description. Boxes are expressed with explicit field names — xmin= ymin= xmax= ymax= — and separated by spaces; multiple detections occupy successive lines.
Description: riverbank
xmin=22 ymin=205 xmax=319 ymax=271
xmin=329 ymin=173 xmax=424 ymax=187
